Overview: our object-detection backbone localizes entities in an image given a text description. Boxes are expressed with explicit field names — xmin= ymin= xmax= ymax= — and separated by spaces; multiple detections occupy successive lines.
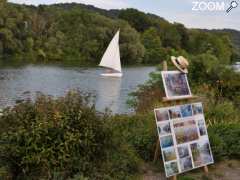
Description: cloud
xmin=8 ymin=0 xmax=129 ymax=9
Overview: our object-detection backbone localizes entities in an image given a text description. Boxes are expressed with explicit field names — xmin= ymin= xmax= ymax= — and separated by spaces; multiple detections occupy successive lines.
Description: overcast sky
xmin=8 ymin=0 xmax=240 ymax=30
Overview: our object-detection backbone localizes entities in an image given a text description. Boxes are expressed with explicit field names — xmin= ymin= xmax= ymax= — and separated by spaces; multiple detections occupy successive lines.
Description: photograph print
xmin=160 ymin=135 xmax=174 ymax=149
xmin=154 ymin=108 xmax=169 ymax=122
xmin=168 ymin=106 xmax=181 ymax=119
xmin=173 ymin=119 xmax=199 ymax=144
xmin=161 ymin=71 xmax=192 ymax=99
xmin=157 ymin=122 xmax=171 ymax=136
xmin=180 ymin=104 xmax=193 ymax=118
xmin=190 ymin=138 xmax=214 ymax=167
xmin=163 ymin=147 xmax=177 ymax=162
xmin=177 ymin=145 xmax=190 ymax=158
xmin=165 ymin=161 xmax=179 ymax=177
xmin=179 ymin=156 xmax=193 ymax=172
xmin=197 ymin=119 xmax=207 ymax=136
xmin=192 ymin=102 xmax=203 ymax=115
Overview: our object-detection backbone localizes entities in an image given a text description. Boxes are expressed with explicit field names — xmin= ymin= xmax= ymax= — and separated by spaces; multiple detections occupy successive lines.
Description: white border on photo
xmin=154 ymin=108 xmax=170 ymax=122
xmin=154 ymin=102 xmax=214 ymax=178
xmin=192 ymin=102 xmax=204 ymax=116
xmin=161 ymin=71 xmax=192 ymax=99
xmin=168 ymin=106 xmax=182 ymax=120
xmin=157 ymin=121 xmax=172 ymax=137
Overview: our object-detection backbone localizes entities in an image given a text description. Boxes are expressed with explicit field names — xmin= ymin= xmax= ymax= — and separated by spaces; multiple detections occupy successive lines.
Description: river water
xmin=0 ymin=65 xmax=155 ymax=114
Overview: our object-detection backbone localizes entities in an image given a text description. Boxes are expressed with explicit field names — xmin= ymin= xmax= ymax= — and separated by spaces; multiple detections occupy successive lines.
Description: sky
xmin=8 ymin=0 xmax=240 ymax=30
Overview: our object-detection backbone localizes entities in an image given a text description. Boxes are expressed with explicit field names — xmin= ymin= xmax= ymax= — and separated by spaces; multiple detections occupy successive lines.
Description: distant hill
xmin=0 ymin=2 xmax=238 ymax=64
xmin=51 ymin=3 xmax=240 ymax=61
xmin=203 ymin=29 xmax=240 ymax=62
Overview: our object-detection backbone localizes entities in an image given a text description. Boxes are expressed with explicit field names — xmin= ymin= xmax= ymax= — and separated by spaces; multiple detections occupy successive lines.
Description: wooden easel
xmin=153 ymin=60 xmax=209 ymax=180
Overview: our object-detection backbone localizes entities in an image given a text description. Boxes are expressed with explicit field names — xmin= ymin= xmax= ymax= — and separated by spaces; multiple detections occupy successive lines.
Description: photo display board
xmin=154 ymin=102 xmax=214 ymax=177
xmin=161 ymin=71 xmax=192 ymax=99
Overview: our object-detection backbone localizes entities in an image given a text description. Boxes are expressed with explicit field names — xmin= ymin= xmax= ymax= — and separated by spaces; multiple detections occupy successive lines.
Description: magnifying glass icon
xmin=226 ymin=1 xmax=238 ymax=13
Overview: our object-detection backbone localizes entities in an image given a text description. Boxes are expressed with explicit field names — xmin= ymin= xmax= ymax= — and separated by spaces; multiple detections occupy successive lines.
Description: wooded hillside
xmin=0 ymin=1 xmax=239 ymax=64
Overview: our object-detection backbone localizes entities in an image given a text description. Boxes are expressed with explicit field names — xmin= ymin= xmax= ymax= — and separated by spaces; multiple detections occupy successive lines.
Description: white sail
xmin=99 ymin=30 xmax=121 ymax=73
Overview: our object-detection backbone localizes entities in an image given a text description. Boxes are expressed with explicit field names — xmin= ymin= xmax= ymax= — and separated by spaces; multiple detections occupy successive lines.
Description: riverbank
xmin=0 ymin=91 xmax=239 ymax=179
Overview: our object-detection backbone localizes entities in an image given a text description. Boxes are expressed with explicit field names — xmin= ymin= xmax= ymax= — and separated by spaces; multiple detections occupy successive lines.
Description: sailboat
xmin=99 ymin=30 xmax=122 ymax=77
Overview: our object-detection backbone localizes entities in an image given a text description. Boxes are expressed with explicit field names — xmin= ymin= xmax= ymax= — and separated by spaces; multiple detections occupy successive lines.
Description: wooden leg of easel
xmin=153 ymin=139 xmax=160 ymax=163
xmin=203 ymin=166 xmax=209 ymax=176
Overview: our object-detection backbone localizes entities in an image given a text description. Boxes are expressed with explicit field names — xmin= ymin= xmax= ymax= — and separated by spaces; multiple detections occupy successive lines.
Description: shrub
xmin=109 ymin=113 xmax=157 ymax=161
xmin=208 ymin=123 xmax=240 ymax=160
xmin=0 ymin=91 xmax=111 ymax=179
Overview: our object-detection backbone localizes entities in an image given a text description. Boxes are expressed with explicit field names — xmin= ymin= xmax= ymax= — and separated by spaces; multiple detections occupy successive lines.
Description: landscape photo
xmin=190 ymin=139 xmax=214 ymax=167
xmin=160 ymin=135 xmax=174 ymax=149
xmin=157 ymin=122 xmax=171 ymax=136
xmin=155 ymin=109 xmax=169 ymax=122
xmin=198 ymin=119 xmax=207 ymax=136
xmin=192 ymin=103 xmax=203 ymax=115
xmin=169 ymin=106 xmax=181 ymax=119
xmin=180 ymin=104 xmax=193 ymax=117
xmin=177 ymin=145 xmax=190 ymax=158
xmin=163 ymin=147 xmax=177 ymax=162
xmin=165 ymin=161 xmax=179 ymax=177
xmin=179 ymin=156 xmax=193 ymax=172
xmin=162 ymin=71 xmax=191 ymax=99
xmin=173 ymin=119 xmax=199 ymax=144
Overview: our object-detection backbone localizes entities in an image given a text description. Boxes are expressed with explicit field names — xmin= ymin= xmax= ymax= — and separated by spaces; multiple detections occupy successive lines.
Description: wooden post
xmin=171 ymin=175 xmax=177 ymax=180
xmin=163 ymin=60 xmax=168 ymax=71
xmin=203 ymin=166 xmax=209 ymax=175
xmin=153 ymin=138 xmax=160 ymax=162
xmin=153 ymin=60 xmax=168 ymax=163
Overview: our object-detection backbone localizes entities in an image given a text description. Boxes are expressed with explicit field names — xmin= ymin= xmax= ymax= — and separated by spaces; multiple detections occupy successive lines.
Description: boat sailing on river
xmin=99 ymin=30 xmax=122 ymax=77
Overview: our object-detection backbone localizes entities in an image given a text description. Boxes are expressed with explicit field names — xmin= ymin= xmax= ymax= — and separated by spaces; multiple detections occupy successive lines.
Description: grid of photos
xmin=161 ymin=71 xmax=192 ymax=99
xmin=154 ymin=102 xmax=214 ymax=177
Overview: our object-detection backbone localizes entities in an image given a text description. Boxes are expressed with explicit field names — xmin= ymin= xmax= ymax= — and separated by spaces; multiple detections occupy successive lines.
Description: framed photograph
xmin=157 ymin=122 xmax=171 ymax=136
xmin=197 ymin=119 xmax=207 ymax=136
xmin=165 ymin=161 xmax=179 ymax=177
xmin=169 ymin=106 xmax=181 ymax=119
xmin=173 ymin=119 xmax=199 ymax=144
xmin=160 ymin=135 xmax=174 ymax=149
xmin=161 ymin=71 xmax=192 ymax=99
xmin=180 ymin=104 xmax=193 ymax=118
xmin=154 ymin=102 xmax=214 ymax=178
xmin=154 ymin=108 xmax=169 ymax=122
xmin=180 ymin=156 xmax=193 ymax=172
xmin=192 ymin=103 xmax=203 ymax=115
xmin=177 ymin=145 xmax=190 ymax=158
xmin=163 ymin=147 xmax=177 ymax=162
xmin=190 ymin=138 xmax=214 ymax=167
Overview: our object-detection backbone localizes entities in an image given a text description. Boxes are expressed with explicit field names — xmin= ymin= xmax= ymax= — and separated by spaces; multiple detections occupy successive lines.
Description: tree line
xmin=0 ymin=1 xmax=239 ymax=65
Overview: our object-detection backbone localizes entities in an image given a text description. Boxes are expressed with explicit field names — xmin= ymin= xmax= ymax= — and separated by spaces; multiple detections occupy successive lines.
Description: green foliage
xmin=119 ymin=8 xmax=153 ymax=32
xmin=0 ymin=91 xmax=143 ymax=179
xmin=109 ymin=114 xmax=157 ymax=161
xmin=0 ymin=93 xmax=100 ymax=178
xmin=141 ymin=27 xmax=164 ymax=64
xmin=208 ymin=123 xmax=240 ymax=160
xmin=179 ymin=176 xmax=195 ymax=180
xmin=0 ymin=2 xmax=238 ymax=65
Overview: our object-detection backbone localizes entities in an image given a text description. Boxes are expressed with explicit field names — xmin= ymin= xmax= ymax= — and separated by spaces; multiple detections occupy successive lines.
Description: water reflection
xmin=0 ymin=65 xmax=155 ymax=113
xmin=95 ymin=76 xmax=122 ymax=113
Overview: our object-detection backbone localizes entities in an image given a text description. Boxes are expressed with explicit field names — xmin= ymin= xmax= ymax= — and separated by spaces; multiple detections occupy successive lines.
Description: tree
xmin=141 ymin=27 xmax=163 ymax=64
xmin=119 ymin=9 xmax=153 ymax=32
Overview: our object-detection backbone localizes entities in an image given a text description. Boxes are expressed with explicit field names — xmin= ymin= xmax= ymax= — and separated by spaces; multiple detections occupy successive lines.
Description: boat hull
xmin=101 ymin=73 xmax=122 ymax=77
